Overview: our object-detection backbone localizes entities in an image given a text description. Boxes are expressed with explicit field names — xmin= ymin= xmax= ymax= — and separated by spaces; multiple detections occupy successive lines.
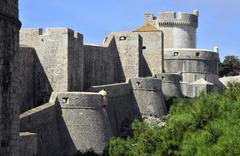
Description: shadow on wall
xmin=20 ymin=96 xmax=63 ymax=156
xmin=56 ymin=97 xmax=78 ymax=156
xmin=83 ymin=38 xmax=125 ymax=89
xmin=109 ymin=38 xmax=126 ymax=83
xmin=20 ymin=93 xmax=79 ymax=156
xmin=18 ymin=47 xmax=53 ymax=113
xmin=33 ymin=51 xmax=53 ymax=107
xmin=139 ymin=36 xmax=152 ymax=77
xmin=58 ymin=116 xmax=78 ymax=156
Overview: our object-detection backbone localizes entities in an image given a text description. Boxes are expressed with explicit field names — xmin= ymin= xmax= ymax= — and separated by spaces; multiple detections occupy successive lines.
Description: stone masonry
xmin=0 ymin=0 xmax=21 ymax=156
xmin=0 ymin=2 xmax=225 ymax=155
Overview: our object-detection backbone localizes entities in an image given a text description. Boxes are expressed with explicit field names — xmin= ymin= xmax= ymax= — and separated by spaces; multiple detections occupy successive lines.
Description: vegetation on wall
xmin=219 ymin=55 xmax=240 ymax=77
xmin=109 ymin=83 xmax=240 ymax=156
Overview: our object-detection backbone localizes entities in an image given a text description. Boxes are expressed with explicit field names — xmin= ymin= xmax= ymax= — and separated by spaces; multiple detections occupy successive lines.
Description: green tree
xmin=219 ymin=55 xmax=240 ymax=77
xmin=109 ymin=83 xmax=240 ymax=156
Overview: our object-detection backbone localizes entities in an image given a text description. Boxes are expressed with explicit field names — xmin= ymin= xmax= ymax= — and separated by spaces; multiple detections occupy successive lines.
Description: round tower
xmin=58 ymin=92 xmax=113 ymax=155
xmin=130 ymin=78 xmax=167 ymax=118
xmin=0 ymin=0 xmax=21 ymax=156
xmin=145 ymin=10 xmax=198 ymax=48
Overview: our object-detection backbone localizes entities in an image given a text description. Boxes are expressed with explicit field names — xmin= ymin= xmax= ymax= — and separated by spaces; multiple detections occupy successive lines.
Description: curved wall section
xmin=130 ymin=78 xmax=167 ymax=117
xmin=58 ymin=92 xmax=113 ymax=155
xmin=164 ymin=49 xmax=219 ymax=82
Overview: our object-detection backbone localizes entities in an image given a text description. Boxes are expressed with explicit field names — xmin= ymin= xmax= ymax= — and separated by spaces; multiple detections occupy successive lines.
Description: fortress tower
xmin=145 ymin=10 xmax=198 ymax=48
xmin=0 ymin=0 xmax=21 ymax=155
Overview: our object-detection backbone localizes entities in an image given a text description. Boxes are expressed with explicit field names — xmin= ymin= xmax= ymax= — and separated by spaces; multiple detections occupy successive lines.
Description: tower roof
xmin=133 ymin=24 xmax=160 ymax=32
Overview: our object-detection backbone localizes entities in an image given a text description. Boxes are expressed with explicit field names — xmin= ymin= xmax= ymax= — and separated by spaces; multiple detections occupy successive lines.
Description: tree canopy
xmin=219 ymin=55 xmax=240 ymax=77
xmin=109 ymin=83 xmax=240 ymax=156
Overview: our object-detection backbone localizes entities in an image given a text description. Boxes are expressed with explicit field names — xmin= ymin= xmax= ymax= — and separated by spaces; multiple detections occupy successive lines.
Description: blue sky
xmin=19 ymin=0 xmax=239 ymax=61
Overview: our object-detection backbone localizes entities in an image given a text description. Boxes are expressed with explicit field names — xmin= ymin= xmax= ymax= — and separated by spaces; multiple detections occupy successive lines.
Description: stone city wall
xmin=20 ymin=93 xmax=63 ymax=156
xmin=105 ymin=32 xmax=141 ymax=81
xmin=18 ymin=47 xmax=35 ymax=113
xmin=138 ymin=32 xmax=164 ymax=76
xmin=84 ymin=45 xmax=116 ymax=89
xmin=20 ymin=28 xmax=84 ymax=93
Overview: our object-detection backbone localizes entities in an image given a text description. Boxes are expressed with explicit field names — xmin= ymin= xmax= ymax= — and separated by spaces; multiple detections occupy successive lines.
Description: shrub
xmin=109 ymin=83 xmax=240 ymax=156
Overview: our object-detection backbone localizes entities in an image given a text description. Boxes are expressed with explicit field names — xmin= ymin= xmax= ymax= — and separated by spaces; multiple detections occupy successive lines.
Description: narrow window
xmin=136 ymin=82 xmax=142 ymax=87
xmin=62 ymin=97 xmax=69 ymax=104
xmin=196 ymin=52 xmax=200 ymax=57
xmin=174 ymin=52 xmax=179 ymax=56
xmin=119 ymin=36 xmax=127 ymax=41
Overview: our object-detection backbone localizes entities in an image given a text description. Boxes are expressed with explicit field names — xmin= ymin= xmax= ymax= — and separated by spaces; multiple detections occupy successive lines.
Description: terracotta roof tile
xmin=133 ymin=24 xmax=160 ymax=32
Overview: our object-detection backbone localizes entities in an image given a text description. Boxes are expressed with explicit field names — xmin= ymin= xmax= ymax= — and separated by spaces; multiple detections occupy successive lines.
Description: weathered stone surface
xmin=20 ymin=93 xmax=63 ymax=156
xmin=20 ymin=28 xmax=84 ymax=105
xmin=58 ymin=92 xmax=113 ymax=155
xmin=0 ymin=0 xmax=21 ymax=155
xmin=106 ymin=32 xmax=141 ymax=81
xmin=88 ymin=83 xmax=136 ymax=137
xmin=84 ymin=45 xmax=116 ymax=88
xmin=145 ymin=11 xmax=198 ymax=48
xmin=155 ymin=74 xmax=183 ymax=99
xmin=20 ymin=132 xmax=38 ymax=156
xmin=14 ymin=9 xmax=222 ymax=156
xmin=130 ymin=78 xmax=167 ymax=117
xmin=138 ymin=31 xmax=164 ymax=76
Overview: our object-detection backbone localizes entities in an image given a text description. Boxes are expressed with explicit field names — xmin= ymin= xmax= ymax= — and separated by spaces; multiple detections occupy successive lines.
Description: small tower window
xmin=174 ymin=52 xmax=179 ymax=56
xmin=62 ymin=97 xmax=69 ymax=104
xmin=136 ymin=82 xmax=142 ymax=87
xmin=196 ymin=52 xmax=200 ymax=57
xmin=119 ymin=36 xmax=127 ymax=41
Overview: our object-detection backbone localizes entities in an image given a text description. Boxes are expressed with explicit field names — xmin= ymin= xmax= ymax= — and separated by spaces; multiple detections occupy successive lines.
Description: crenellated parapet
xmin=145 ymin=10 xmax=198 ymax=28
xmin=157 ymin=12 xmax=198 ymax=28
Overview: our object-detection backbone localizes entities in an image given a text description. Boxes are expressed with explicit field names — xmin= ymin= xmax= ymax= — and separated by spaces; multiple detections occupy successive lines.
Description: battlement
xmin=145 ymin=10 xmax=198 ymax=28
xmin=20 ymin=28 xmax=83 ymax=40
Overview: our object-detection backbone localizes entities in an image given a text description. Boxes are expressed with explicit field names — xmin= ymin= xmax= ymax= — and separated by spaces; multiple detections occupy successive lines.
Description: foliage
xmin=73 ymin=148 xmax=109 ymax=156
xmin=219 ymin=55 xmax=240 ymax=77
xmin=109 ymin=83 xmax=240 ymax=156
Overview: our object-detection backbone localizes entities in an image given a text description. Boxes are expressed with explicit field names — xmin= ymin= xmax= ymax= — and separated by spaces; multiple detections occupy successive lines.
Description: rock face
xmin=0 ymin=0 xmax=21 ymax=156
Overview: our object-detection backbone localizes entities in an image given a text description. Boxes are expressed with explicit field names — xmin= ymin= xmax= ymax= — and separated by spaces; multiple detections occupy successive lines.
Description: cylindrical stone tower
xmin=58 ymin=92 xmax=113 ymax=155
xmin=0 ymin=0 xmax=21 ymax=156
xmin=130 ymin=78 xmax=167 ymax=118
xmin=145 ymin=10 xmax=198 ymax=48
